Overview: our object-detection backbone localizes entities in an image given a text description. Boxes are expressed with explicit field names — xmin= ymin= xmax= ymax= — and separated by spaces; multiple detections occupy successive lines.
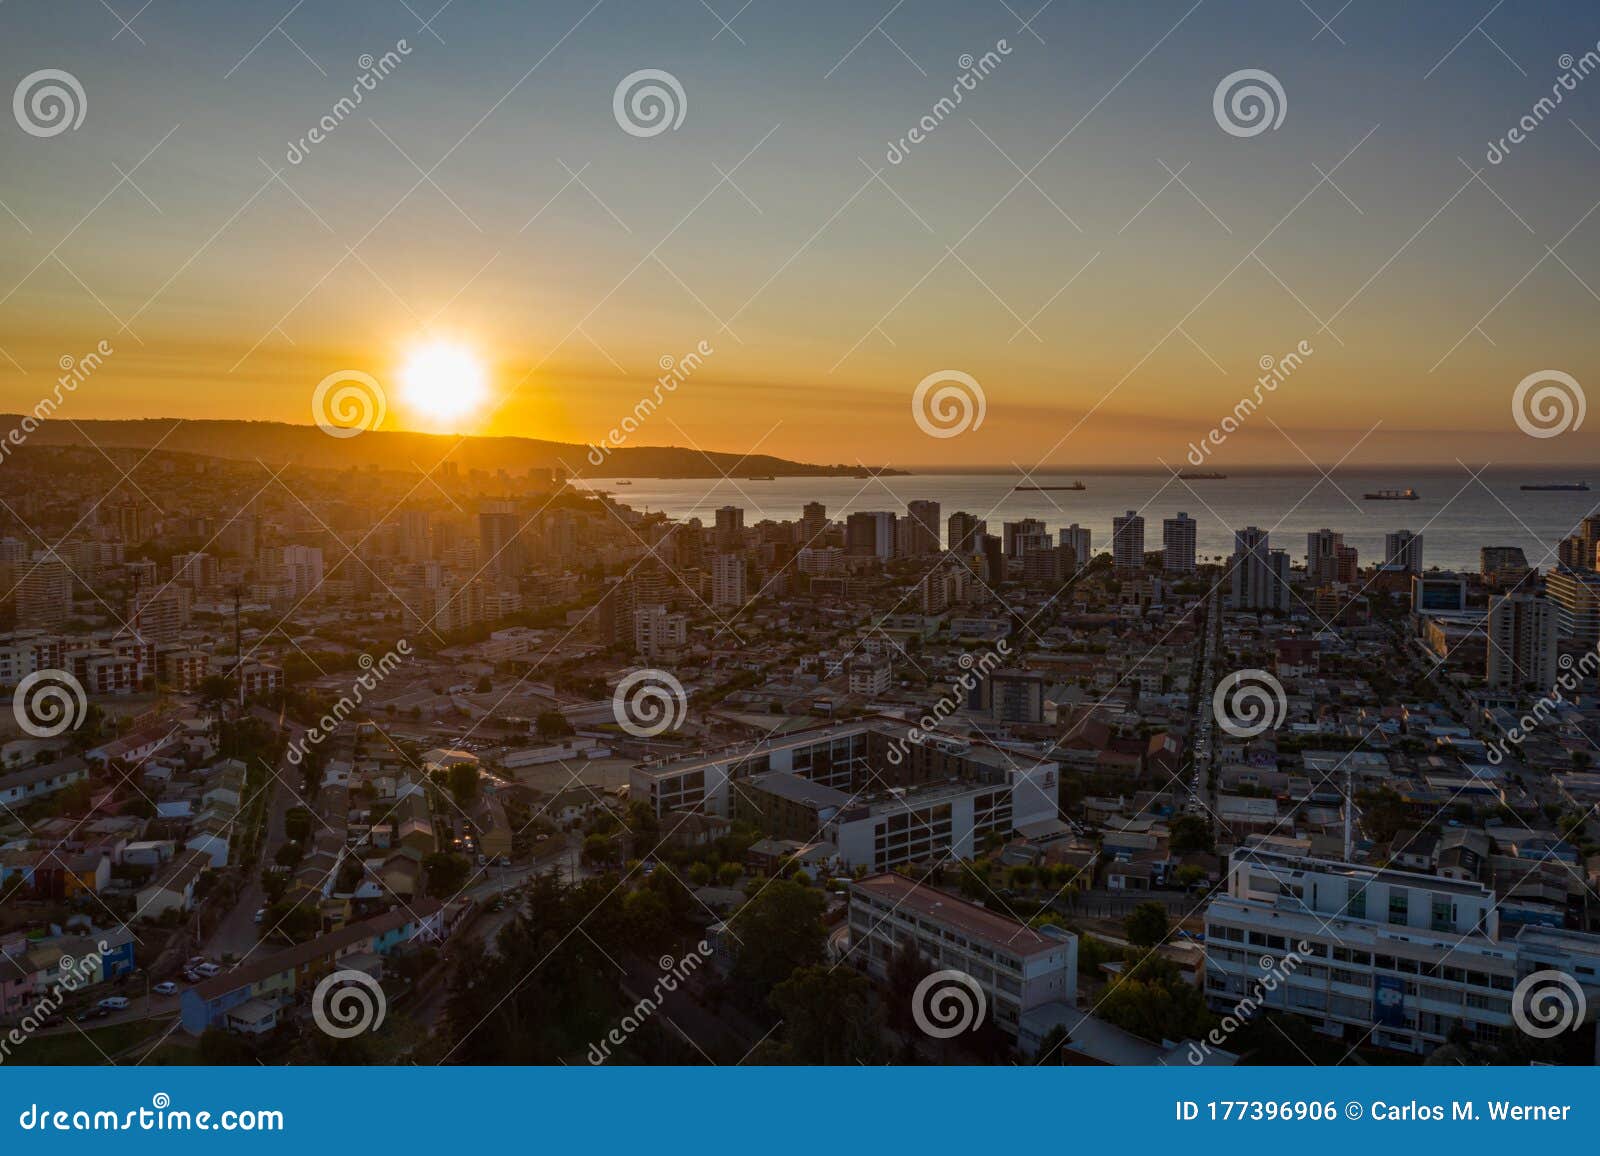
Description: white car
xmin=194 ymin=962 xmax=223 ymax=978
xmin=152 ymin=981 xmax=178 ymax=996
xmin=97 ymin=996 xmax=130 ymax=1011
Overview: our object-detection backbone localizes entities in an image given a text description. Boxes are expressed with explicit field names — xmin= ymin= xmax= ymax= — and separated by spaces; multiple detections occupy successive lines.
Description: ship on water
xmin=1520 ymin=481 xmax=1589 ymax=491
xmin=1014 ymin=481 xmax=1086 ymax=492
xmin=1177 ymin=471 xmax=1227 ymax=480
xmin=1364 ymin=487 xmax=1419 ymax=501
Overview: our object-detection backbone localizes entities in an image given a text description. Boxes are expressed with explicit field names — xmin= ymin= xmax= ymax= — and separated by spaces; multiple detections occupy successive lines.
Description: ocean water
xmin=571 ymin=468 xmax=1600 ymax=572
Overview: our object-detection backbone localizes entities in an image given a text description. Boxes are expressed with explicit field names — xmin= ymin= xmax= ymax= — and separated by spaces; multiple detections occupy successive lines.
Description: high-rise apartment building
xmin=1162 ymin=512 xmax=1197 ymax=573
xmin=1382 ymin=529 xmax=1423 ymax=574
xmin=711 ymin=553 xmax=747 ymax=609
xmin=948 ymin=511 xmax=986 ymax=554
xmin=1111 ymin=511 xmax=1145 ymax=572
xmin=1059 ymin=524 xmax=1091 ymax=565
xmin=1486 ymin=594 xmax=1559 ymax=693
xmin=799 ymin=502 xmax=828 ymax=546
xmin=904 ymin=500 xmax=941 ymax=556
xmin=17 ymin=558 xmax=73 ymax=628
xmin=1229 ymin=527 xmax=1290 ymax=612
xmin=714 ymin=505 xmax=745 ymax=553
xmin=1545 ymin=566 xmax=1600 ymax=645
xmin=1306 ymin=528 xmax=1344 ymax=585
xmin=478 ymin=501 xmax=524 ymax=577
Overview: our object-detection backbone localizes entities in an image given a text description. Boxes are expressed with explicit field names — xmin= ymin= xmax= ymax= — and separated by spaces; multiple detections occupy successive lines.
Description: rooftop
xmin=850 ymin=872 xmax=1067 ymax=960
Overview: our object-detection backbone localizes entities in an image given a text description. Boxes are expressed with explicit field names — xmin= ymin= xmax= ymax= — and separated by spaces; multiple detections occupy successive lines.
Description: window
xmin=1388 ymin=888 xmax=1409 ymax=925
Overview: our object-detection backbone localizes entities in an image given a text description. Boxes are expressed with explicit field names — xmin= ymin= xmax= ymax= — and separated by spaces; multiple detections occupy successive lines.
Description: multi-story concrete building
xmin=711 ymin=552 xmax=746 ymax=609
xmin=1203 ymin=843 xmax=1600 ymax=1055
xmin=631 ymin=721 xmax=1059 ymax=871
xmin=848 ymin=873 xmax=1078 ymax=1037
xmin=1111 ymin=511 xmax=1145 ymax=571
xmin=1229 ymin=527 xmax=1290 ymax=612
xmin=1486 ymin=593 xmax=1559 ymax=694
xmin=1162 ymin=512 xmax=1197 ymax=573
xmin=1545 ymin=566 xmax=1600 ymax=645
xmin=1383 ymin=529 xmax=1424 ymax=573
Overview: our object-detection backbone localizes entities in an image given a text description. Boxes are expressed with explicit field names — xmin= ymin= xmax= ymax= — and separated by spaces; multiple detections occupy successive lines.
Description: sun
xmin=400 ymin=341 xmax=488 ymax=427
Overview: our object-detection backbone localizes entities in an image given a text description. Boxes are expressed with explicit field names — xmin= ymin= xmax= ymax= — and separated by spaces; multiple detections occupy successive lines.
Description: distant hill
xmin=3 ymin=417 xmax=902 ymax=479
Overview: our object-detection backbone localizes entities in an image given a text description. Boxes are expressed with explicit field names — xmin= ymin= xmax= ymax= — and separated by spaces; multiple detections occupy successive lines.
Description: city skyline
xmin=4 ymin=2 xmax=1600 ymax=466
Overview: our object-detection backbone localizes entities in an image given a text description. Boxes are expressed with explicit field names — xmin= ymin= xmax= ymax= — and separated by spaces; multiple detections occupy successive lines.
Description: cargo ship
xmin=1178 ymin=471 xmax=1227 ymax=480
xmin=1364 ymin=487 xmax=1419 ymax=501
xmin=1520 ymin=481 xmax=1589 ymax=491
xmin=1014 ymin=482 xmax=1086 ymax=492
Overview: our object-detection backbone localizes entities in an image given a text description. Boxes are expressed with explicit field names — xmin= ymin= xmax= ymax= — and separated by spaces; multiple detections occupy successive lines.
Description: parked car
xmin=77 ymin=1007 xmax=109 ymax=1022
xmin=253 ymin=908 xmax=266 ymax=924
xmin=152 ymin=981 xmax=177 ymax=996
xmin=97 ymin=996 xmax=130 ymax=1011
xmin=193 ymin=963 xmax=222 ymax=978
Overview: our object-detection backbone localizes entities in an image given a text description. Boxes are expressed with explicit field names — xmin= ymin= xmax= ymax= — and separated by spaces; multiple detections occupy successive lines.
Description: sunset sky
xmin=3 ymin=0 xmax=1599 ymax=468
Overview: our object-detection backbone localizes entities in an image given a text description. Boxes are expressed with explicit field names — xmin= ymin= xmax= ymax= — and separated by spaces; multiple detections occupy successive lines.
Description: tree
xmin=448 ymin=762 xmax=480 ymax=806
xmin=769 ymin=966 xmax=888 ymax=1064
xmin=728 ymin=880 xmax=826 ymax=1004
xmin=536 ymin=711 xmax=573 ymax=740
xmin=1124 ymin=901 xmax=1170 ymax=949
xmin=687 ymin=862 xmax=711 ymax=887
xmin=716 ymin=862 xmax=742 ymax=887
xmin=1170 ymin=814 xmax=1213 ymax=854
xmin=424 ymin=852 xmax=471 ymax=897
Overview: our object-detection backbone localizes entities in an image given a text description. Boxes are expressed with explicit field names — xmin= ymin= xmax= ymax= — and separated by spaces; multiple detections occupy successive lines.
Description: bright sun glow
xmin=400 ymin=342 xmax=488 ymax=426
